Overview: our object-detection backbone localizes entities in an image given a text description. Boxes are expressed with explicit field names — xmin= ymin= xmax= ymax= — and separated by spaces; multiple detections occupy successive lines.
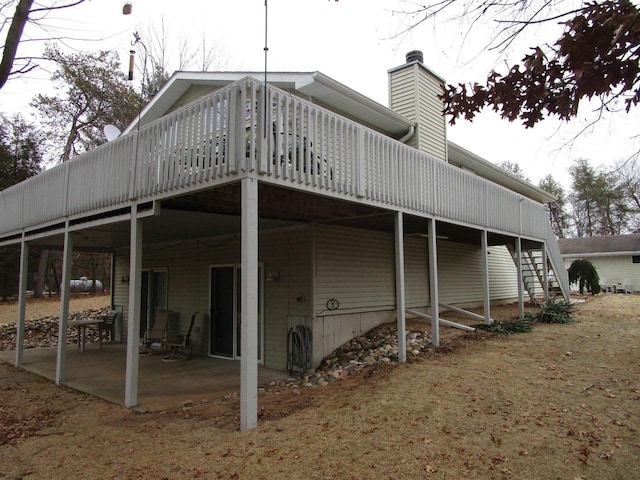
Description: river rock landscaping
xmin=0 ymin=307 xmax=111 ymax=351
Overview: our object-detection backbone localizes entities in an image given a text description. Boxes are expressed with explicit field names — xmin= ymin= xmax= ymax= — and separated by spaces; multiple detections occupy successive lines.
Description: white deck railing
xmin=0 ymin=77 xmax=548 ymax=242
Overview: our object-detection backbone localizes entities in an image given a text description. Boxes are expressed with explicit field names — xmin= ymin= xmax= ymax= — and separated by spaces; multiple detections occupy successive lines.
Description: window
xmin=632 ymin=255 xmax=640 ymax=264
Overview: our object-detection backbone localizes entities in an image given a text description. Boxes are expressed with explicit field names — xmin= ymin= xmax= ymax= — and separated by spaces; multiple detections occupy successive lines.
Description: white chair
xmin=621 ymin=279 xmax=634 ymax=294
xmin=600 ymin=278 xmax=616 ymax=293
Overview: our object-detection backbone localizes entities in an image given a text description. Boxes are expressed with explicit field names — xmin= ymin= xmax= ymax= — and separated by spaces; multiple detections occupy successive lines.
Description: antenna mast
xmin=263 ymin=0 xmax=269 ymax=138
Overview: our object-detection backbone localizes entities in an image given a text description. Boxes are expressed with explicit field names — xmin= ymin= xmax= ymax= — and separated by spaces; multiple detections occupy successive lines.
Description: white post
xmin=240 ymin=176 xmax=259 ymax=430
xmin=542 ymin=243 xmax=550 ymax=302
xmin=395 ymin=212 xmax=406 ymax=363
xmin=125 ymin=206 xmax=143 ymax=407
xmin=516 ymin=237 xmax=524 ymax=319
xmin=56 ymin=228 xmax=74 ymax=384
xmin=481 ymin=230 xmax=491 ymax=325
xmin=15 ymin=239 xmax=29 ymax=366
xmin=427 ymin=218 xmax=440 ymax=347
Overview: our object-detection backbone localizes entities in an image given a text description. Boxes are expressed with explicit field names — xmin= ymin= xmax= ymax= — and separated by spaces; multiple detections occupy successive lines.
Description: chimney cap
xmin=406 ymin=50 xmax=423 ymax=64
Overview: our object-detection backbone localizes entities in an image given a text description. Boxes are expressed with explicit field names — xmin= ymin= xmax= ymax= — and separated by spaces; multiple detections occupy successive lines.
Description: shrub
xmin=525 ymin=298 xmax=575 ymax=324
xmin=568 ymin=259 xmax=600 ymax=295
xmin=475 ymin=320 xmax=533 ymax=334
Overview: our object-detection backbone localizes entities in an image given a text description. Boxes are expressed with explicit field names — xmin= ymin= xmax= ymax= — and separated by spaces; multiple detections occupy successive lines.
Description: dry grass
xmin=0 ymin=294 xmax=638 ymax=479
xmin=0 ymin=294 xmax=109 ymax=325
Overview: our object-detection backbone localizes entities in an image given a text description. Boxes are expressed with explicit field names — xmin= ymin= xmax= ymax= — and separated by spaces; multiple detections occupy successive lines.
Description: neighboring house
xmin=558 ymin=234 xmax=640 ymax=293
xmin=0 ymin=51 xmax=569 ymax=429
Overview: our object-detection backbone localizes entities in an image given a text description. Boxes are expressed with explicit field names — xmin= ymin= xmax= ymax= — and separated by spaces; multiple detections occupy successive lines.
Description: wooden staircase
xmin=507 ymin=243 xmax=555 ymax=304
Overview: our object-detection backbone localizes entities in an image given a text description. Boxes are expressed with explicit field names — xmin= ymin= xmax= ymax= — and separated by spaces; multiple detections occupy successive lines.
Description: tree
xmin=394 ymin=1 xmax=640 ymax=128
xmin=568 ymin=258 xmax=600 ymax=294
xmin=32 ymin=45 xmax=142 ymax=162
xmin=569 ymin=158 xmax=629 ymax=236
xmin=0 ymin=0 xmax=88 ymax=90
xmin=133 ymin=19 xmax=228 ymax=101
xmin=539 ymin=174 xmax=570 ymax=238
xmin=497 ymin=160 xmax=530 ymax=181
xmin=0 ymin=112 xmax=43 ymax=189
xmin=613 ymin=157 xmax=640 ymax=232
xmin=0 ymin=113 xmax=43 ymax=299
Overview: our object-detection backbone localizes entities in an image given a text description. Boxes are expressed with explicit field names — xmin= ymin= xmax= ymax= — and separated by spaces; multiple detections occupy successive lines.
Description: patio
xmin=0 ymin=344 xmax=288 ymax=411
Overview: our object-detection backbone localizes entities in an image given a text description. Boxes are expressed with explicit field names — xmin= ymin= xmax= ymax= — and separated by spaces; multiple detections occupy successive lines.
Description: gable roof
xmin=558 ymin=234 xmax=640 ymax=256
xmin=123 ymin=70 xmax=554 ymax=204
xmin=123 ymin=71 xmax=414 ymax=139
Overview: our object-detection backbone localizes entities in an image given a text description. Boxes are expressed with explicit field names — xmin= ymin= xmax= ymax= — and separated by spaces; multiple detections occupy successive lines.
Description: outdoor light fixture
xmin=266 ymin=271 xmax=280 ymax=282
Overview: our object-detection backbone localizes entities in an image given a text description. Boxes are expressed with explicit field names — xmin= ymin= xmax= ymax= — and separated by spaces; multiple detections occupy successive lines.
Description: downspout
xmin=398 ymin=125 xmax=415 ymax=144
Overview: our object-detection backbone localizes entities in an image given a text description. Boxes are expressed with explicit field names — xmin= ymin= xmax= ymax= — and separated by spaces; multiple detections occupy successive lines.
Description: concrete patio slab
xmin=0 ymin=343 xmax=288 ymax=411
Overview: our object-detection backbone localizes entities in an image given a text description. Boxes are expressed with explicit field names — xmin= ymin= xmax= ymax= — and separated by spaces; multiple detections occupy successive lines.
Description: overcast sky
xmin=2 ymin=0 xmax=638 ymax=188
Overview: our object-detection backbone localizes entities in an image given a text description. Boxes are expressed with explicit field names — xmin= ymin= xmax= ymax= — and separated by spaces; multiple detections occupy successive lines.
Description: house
xmin=558 ymin=234 xmax=640 ymax=293
xmin=0 ymin=51 xmax=569 ymax=429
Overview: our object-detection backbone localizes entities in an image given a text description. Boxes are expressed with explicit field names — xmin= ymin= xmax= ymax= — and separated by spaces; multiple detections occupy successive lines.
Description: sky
xmin=2 ymin=0 xmax=638 ymax=189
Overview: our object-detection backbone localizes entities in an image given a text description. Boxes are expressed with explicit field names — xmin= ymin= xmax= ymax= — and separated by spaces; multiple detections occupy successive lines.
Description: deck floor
xmin=0 ymin=343 xmax=288 ymax=411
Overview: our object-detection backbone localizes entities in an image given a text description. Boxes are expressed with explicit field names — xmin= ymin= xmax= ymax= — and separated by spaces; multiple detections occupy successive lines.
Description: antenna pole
xmin=263 ymin=0 xmax=268 ymax=139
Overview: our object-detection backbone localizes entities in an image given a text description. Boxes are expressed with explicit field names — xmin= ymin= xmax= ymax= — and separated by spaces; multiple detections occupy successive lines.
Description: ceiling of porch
xmin=24 ymin=183 xmax=534 ymax=252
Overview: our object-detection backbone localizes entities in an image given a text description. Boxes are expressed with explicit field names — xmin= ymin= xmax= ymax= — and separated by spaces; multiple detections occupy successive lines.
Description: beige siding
xmin=404 ymin=236 xmax=429 ymax=307
xmin=488 ymin=245 xmax=519 ymax=300
xmin=112 ymin=253 xmax=130 ymax=340
xmin=389 ymin=63 xmax=447 ymax=160
xmin=167 ymin=85 xmax=221 ymax=114
xmin=113 ymin=227 xmax=311 ymax=370
xmin=437 ymin=241 xmax=484 ymax=304
xmin=259 ymin=228 xmax=312 ymax=369
xmin=389 ymin=68 xmax=418 ymax=150
xmin=310 ymin=225 xmax=522 ymax=364
xmin=314 ymin=225 xmax=395 ymax=315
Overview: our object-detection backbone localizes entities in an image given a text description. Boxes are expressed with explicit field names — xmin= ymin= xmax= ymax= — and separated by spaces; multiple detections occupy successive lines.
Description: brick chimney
xmin=388 ymin=51 xmax=448 ymax=162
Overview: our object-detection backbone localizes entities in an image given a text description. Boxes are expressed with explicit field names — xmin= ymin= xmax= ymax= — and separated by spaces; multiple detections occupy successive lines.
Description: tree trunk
xmin=33 ymin=249 xmax=48 ymax=298
xmin=0 ymin=0 xmax=35 ymax=90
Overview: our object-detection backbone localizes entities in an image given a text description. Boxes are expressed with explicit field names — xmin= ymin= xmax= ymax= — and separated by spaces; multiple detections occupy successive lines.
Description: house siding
xmin=114 ymin=221 xmax=522 ymax=369
xmin=112 ymin=227 xmax=311 ymax=370
xmin=488 ymin=245 xmax=520 ymax=300
xmin=168 ymin=85 xmax=220 ymax=114
xmin=389 ymin=63 xmax=447 ymax=161
xmin=310 ymin=225 xmax=519 ymax=364
xmin=564 ymin=255 xmax=639 ymax=292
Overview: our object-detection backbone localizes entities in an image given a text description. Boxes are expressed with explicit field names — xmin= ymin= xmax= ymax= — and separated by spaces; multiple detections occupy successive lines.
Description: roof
xmin=558 ymin=234 xmax=640 ymax=256
xmin=123 ymin=70 xmax=554 ymax=204
xmin=123 ymin=71 xmax=414 ymax=139
xmin=447 ymin=142 xmax=556 ymax=204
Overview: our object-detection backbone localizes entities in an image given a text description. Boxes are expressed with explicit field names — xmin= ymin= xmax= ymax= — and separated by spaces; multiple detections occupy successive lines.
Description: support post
xmin=15 ymin=239 xmax=29 ymax=366
xmin=516 ymin=237 xmax=524 ymax=319
xmin=56 ymin=228 xmax=73 ymax=384
xmin=125 ymin=206 xmax=143 ymax=407
xmin=240 ymin=177 xmax=259 ymax=430
xmin=427 ymin=218 xmax=440 ymax=347
xmin=394 ymin=212 xmax=406 ymax=363
xmin=481 ymin=230 xmax=491 ymax=325
xmin=542 ymin=244 xmax=550 ymax=302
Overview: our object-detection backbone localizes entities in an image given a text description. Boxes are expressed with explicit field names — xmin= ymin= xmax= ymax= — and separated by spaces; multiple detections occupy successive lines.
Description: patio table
xmin=68 ymin=319 xmax=104 ymax=352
